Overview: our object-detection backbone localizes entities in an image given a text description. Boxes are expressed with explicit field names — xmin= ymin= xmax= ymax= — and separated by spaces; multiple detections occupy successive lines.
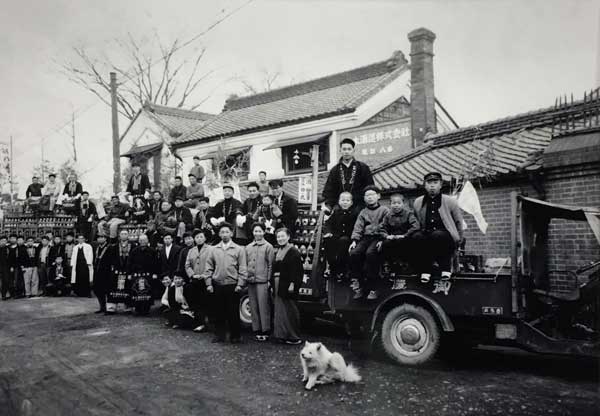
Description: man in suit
xmin=92 ymin=234 xmax=112 ymax=313
xmin=268 ymin=179 xmax=298 ymax=234
xmin=77 ymin=192 xmax=98 ymax=242
xmin=36 ymin=236 xmax=52 ymax=295
xmin=126 ymin=163 xmax=152 ymax=199
xmin=159 ymin=233 xmax=181 ymax=279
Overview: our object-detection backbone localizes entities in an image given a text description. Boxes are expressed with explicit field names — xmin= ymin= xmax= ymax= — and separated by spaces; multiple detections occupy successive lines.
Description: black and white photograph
xmin=0 ymin=1 xmax=599 ymax=415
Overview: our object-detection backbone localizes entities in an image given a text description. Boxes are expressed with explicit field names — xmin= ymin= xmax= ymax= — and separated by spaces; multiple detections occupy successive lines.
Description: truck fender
xmin=370 ymin=291 xmax=455 ymax=333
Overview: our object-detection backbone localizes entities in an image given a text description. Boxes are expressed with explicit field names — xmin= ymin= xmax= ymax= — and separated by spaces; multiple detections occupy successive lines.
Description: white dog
xmin=300 ymin=341 xmax=361 ymax=390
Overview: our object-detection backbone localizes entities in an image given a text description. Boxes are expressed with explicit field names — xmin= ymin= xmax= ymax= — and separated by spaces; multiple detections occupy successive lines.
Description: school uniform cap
xmin=174 ymin=195 xmax=185 ymax=201
xmin=222 ymin=183 xmax=234 ymax=191
xmin=423 ymin=172 xmax=442 ymax=182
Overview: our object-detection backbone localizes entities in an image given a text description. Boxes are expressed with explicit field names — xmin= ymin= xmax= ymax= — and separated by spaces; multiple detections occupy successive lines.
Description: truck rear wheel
xmin=380 ymin=304 xmax=440 ymax=365
xmin=239 ymin=294 xmax=252 ymax=328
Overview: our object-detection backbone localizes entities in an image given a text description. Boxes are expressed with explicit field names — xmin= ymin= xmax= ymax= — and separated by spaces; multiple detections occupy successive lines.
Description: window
xmin=282 ymin=139 xmax=329 ymax=175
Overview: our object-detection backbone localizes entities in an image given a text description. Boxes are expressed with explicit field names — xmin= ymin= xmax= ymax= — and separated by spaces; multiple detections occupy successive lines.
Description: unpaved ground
xmin=0 ymin=297 xmax=598 ymax=416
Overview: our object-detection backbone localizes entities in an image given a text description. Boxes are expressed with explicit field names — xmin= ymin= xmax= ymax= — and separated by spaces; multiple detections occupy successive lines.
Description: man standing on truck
xmin=322 ymin=138 xmax=374 ymax=211
xmin=412 ymin=172 xmax=464 ymax=283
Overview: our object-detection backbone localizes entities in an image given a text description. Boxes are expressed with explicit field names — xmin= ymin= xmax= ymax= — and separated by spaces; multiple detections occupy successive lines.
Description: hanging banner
xmin=338 ymin=118 xmax=412 ymax=168
xmin=298 ymin=175 xmax=312 ymax=204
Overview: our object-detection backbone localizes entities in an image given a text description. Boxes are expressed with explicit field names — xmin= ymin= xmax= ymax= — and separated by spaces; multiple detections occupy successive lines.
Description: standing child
xmin=245 ymin=223 xmax=274 ymax=341
xmin=22 ymin=237 xmax=39 ymax=297
xmin=323 ymin=192 xmax=359 ymax=279
xmin=348 ymin=186 xmax=389 ymax=300
xmin=379 ymin=193 xmax=420 ymax=263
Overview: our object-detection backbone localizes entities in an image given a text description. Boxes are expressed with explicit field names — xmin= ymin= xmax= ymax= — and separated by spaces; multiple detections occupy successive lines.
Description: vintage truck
xmin=253 ymin=192 xmax=600 ymax=365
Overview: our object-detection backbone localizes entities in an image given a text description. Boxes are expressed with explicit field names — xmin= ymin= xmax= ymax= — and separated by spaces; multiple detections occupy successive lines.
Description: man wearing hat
xmin=412 ymin=172 xmax=464 ymax=283
xmin=207 ymin=184 xmax=243 ymax=239
xmin=322 ymin=138 xmax=374 ymax=211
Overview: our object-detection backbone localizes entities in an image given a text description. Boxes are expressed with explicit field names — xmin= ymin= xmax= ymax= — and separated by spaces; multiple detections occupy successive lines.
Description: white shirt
xmin=222 ymin=240 xmax=232 ymax=250
xmin=165 ymin=244 xmax=172 ymax=258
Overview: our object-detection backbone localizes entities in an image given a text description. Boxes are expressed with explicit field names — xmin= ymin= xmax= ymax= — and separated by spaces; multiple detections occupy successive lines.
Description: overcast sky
xmin=1 ymin=0 xmax=597 ymax=197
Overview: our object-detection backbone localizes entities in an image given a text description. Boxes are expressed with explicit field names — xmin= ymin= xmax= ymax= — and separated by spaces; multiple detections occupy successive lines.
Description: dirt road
xmin=0 ymin=297 xmax=598 ymax=416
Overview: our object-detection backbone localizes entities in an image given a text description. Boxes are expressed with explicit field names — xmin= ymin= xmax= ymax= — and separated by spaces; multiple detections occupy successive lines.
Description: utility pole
xmin=310 ymin=144 xmax=319 ymax=211
xmin=71 ymin=111 xmax=78 ymax=161
xmin=41 ymin=138 xmax=45 ymax=182
xmin=110 ymin=72 xmax=120 ymax=194
xmin=9 ymin=135 xmax=14 ymax=204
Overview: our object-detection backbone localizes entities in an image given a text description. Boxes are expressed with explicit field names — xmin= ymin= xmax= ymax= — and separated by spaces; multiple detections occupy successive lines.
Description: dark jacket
xmin=159 ymin=244 xmax=182 ymax=278
xmin=109 ymin=241 xmax=137 ymax=273
xmin=351 ymin=203 xmax=389 ymax=241
xmin=177 ymin=245 xmax=194 ymax=277
xmin=22 ymin=246 xmax=37 ymax=268
xmin=147 ymin=199 xmax=163 ymax=219
xmin=208 ymin=198 xmax=243 ymax=225
xmin=126 ymin=174 xmax=151 ymax=196
xmin=77 ymin=200 xmax=97 ymax=223
xmin=414 ymin=194 xmax=464 ymax=243
xmin=63 ymin=181 xmax=83 ymax=197
xmin=322 ymin=158 xmax=374 ymax=208
xmin=168 ymin=185 xmax=187 ymax=204
xmin=92 ymin=242 xmax=112 ymax=291
xmin=166 ymin=284 xmax=196 ymax=312
xmin=380 ymin=207 xmax=420 ymax=238
xmin=49 ymin=244 xmax=66 ymax=266
xmin=0 ymin=246 xmax=9 ymax=271
xmin=105 ymin=202 xmax=129 ymax=220
xmin=130 ymin=198 xmax=150 ymax=223
xmin=173 ymin=206 xmax=193 ymax=227
xmin=324 ymin=206 xmax=360 ymax=238
xmin=274 ymin=192 xmax=298 ymax=233
xmin=129 ymin=245 xmax=158 ymax=275
xmin=48 ymin=263 xmax=70 ymax=283
xmin=36 ymin=244 xmax=52 ymax=268
xmin=26 ymin=183 xmax=44 ymax=198
xmin=273 ymin=246 xmax=303 ymax=300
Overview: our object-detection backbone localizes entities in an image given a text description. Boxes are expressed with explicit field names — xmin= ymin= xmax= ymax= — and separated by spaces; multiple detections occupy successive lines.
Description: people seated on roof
xmin=25 ymin=176 xmax=44 ymax=213
xmin=268 ymin=179 xmax=298 ymax=234
xmin=322 ymin=138 xmax=374 ymax=212
xmin=125 ymin=163 xmax=152 ymax=202
xmin=168 ymin=176 xmax=187 ymax=204
xmin=97 ymin=195 xmax=129 ymax=242
xmin=207 ymin=184 xmax=243 ymax=243
xmin=172 ymin=196 xmax=194 ymax=242
xmin=323 ymin=192 xmax=360 ymax=280
xmin=348 ymin=185 xmax=389 ymax=301
xmin=378 ymin=193 xmax=420 ymax=266
xmin=252 ymin=193 xmax=282 ymax=245
xmin=185 ymin=173 xmax=204 ymax=209
xmin=411 ymin=172 xmax=464 ymax=283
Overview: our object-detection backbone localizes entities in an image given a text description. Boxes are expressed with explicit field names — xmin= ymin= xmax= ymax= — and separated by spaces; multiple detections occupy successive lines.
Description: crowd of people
xmin=4 ymin=137 xmax=464 ymax=344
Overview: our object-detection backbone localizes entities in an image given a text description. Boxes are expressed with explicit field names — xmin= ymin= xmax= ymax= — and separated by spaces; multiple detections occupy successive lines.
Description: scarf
xmin=275 ymin=243 xmax=292 ymax=262
xmin=175 ymin=286 xmax=189 ymax=310
xmin=132 ymin=174 xmax=142 ymax=191
xmin=69 ymin=181 xmax=77 ymax=194
xmin=339 ymin=160 xmax=358 ymax=192
xmin=95 ymin=243 xmax=108 ymax=264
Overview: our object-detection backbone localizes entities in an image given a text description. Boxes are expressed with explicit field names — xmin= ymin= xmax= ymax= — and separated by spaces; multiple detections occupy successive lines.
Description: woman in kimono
xmin=271 ymin=227 xmax=304 ymax=345
xmin=70 ymin=234 xmax=94 ymax=297
xmin=106 ymin=229 xmax=136 ymax=313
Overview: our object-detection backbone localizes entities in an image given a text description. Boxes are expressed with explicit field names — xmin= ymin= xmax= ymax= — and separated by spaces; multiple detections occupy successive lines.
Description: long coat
xmin=322 ymin=158 xmax=374 ymax=208
xmin=272 ymin=246 xmax=303 ymax=300
xmin=275 ymin=192 xmax=298 ymax=234
xmin=159 ymin=244 xmax=182 ymax=278
xmin=93 ymin=242 xmax=112 ymax=291
xmin=70 ymin=243 xmax=94 ymax=284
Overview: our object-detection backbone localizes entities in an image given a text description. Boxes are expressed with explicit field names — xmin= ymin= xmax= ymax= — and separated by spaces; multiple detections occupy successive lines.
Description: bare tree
xmin=60 ymin=33 xmax=215 ymax=120
xmin=234 ymin=68 xmax=299 ymax=96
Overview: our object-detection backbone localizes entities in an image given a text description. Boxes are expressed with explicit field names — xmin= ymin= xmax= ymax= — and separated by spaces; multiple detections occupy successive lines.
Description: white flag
xmin=457 ymin=181 xmax=488 ymax=234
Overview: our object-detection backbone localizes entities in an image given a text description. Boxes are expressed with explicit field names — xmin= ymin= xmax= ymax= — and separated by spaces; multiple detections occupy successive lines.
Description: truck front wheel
xmin=380 ymin=304 xmax=440 ymax=365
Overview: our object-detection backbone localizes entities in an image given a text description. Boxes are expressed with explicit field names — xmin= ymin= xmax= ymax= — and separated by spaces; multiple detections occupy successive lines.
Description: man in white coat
xmin=70 ymin=234 xmax=94 ymax=297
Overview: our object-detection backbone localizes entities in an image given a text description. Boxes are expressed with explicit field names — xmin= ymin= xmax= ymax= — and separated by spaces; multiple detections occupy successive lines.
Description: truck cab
xmin=293 ymin=192 xmax=600 ymax=365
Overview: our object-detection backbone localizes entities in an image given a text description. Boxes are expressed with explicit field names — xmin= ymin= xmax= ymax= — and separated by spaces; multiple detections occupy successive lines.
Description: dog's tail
xmin=343 ymin=364 xmax=362 ymax=383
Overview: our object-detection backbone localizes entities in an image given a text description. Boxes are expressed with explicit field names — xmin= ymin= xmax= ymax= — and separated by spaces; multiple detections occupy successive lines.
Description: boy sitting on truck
xmin=323 ymin=192 xmax=359 ymax=280
xmin=378 ymin=193 xmax=420 ymax=265
xmin=349 ymin=185 xmax=389 ymax=300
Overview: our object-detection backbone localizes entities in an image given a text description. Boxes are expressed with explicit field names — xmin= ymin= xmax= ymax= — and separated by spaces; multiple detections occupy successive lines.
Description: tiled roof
xmin=373 ymin=99 xmax=596 ymax=191
xmin=144 ymin=102 xmax=214 ymax=137
xmin=174 ymin=51 xmax=409 ymax=146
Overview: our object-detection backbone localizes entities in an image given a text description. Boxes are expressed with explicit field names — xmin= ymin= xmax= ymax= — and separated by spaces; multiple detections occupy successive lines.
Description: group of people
xmin=7 ymin=137 xmax=464 ymax=344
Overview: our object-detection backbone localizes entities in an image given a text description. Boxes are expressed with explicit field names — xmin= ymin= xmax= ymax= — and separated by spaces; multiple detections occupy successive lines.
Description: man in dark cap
xmin=322 ymin=138 xmax=374 ymax=211
xmin=412 ymin=172 xmax=464 ymax=283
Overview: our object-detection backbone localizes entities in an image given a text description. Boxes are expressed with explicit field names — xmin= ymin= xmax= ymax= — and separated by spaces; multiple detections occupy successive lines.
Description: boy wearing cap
xmin=348 ymin=185 xmax=389 ymax=300
xmin=322 ymin=138 xmax=374 ymax=211
xmin=412 ymin=172 xmax=464 ymax=282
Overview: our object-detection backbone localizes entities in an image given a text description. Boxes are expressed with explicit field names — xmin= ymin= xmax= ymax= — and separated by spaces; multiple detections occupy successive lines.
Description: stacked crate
xmin=1 ymin=214 xmax=76 ymax=240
